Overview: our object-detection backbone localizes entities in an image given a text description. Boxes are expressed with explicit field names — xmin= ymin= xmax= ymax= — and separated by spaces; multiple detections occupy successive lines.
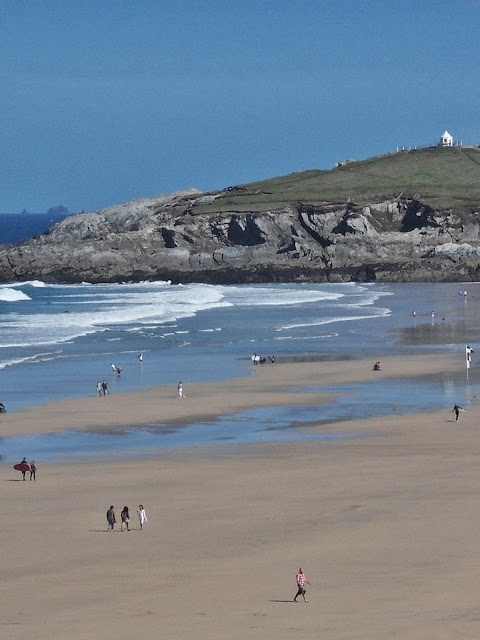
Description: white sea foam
xmin=274 ymin=333 xmax=340 ymax=341
xmin=0 ymin=281 xmax=389 ymax=352
xmin=218 ymin=285 xmax=344 ymax=306
xmin=0 ymin=350 xmax=62 ymax=370
xmin=20 ymin=280 xmax=47 ymax=287
xmin=338 ymin=291 xmax=393 ymax=308
xmin=0 ymin=283 xmax=232 ymax=347
xmin=0 ymin=287 xmax=31 ymax=302
xmin=277 ymin=310 xmax=390 ymax=331
xmin=2 ymin=280 xmax=47 ymax=289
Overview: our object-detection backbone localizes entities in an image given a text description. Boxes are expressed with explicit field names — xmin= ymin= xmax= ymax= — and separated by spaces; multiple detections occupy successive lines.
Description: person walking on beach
xmin=137 ymin=505 xmax=147 ymax=530
xmin=452 ymin=403 xmax=464 ymax=421
xmin=96 ymin=380 xmax=102 ymax=396
xmin=293 ymin=567 xmax=311 ymax=603
xmin=29 ymin=460 xmax=36 ymax=481
xmin=177 ymin=382 xmax=184 ymax=398
xmin=101 ymin=380 xmax=108 ymax=395
xmin=20 ymin=457 xmax=28 ymax=481
xmin=120 ymin=506 xmax=130 ymax=531
xmin=106 ymin=505 xmax=116 ymax=532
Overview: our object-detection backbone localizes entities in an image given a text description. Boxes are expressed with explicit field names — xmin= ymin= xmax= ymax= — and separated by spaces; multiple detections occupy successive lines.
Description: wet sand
xmin=1 ymin=353 xmax=464 ymax=437
xmin=3 ymin=353 xmax=480 ymax=639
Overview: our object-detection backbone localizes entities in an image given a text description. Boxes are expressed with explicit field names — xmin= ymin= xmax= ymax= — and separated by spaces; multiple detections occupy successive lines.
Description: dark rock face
xmin=1 ymin=188 xmax=480 ymax=284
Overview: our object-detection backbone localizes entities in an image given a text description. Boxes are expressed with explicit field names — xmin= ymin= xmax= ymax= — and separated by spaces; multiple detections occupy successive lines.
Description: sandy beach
xmin=3 ymin=353 xmax=480 ymax=639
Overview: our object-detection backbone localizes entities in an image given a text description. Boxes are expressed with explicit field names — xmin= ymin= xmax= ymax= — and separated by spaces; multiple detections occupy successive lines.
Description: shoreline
xmin=0 ymin=352 xmax=466 ymax=438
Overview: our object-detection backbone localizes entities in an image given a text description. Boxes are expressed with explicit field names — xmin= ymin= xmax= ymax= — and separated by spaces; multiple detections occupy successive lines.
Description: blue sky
xmin=1 ymin=0 xmax=480 ymax=213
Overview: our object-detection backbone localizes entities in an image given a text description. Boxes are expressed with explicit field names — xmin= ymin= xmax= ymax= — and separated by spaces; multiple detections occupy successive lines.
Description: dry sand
xmin=3 ymin=353 xmax=480 ymax=639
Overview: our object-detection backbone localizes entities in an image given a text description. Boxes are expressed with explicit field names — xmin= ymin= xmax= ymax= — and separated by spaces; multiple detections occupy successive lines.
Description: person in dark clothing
xmin=452 ymin=404 xmax=464 ymax=421
xmin=106 ymin=505 xmax=116 ymax=531
xmin=120 ymin=506 xmax=130 ymax=531
xmin=20 ymin=457 xmax=28 ymax=481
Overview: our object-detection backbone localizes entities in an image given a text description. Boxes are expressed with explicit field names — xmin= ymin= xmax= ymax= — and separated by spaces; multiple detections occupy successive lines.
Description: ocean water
xmin=0 ymin=212 xmax=71 ymax=244
xmin=0 ymin=280 xmax=479 ymax=460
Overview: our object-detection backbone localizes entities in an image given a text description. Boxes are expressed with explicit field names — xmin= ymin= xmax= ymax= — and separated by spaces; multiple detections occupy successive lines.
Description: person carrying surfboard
xmin=20 ymin=457 xmax=28 ymax=481
xmin=13 ymin=458 xmax=31 ymax=479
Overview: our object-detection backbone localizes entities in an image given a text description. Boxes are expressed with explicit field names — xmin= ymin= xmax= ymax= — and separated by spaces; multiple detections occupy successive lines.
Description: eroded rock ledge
xmin=1 ymin=188 xmax=480 ymax=283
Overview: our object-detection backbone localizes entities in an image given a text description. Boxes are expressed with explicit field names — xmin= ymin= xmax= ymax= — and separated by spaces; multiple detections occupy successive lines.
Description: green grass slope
xmin=193 ymin=146 xmax=480 ymax=214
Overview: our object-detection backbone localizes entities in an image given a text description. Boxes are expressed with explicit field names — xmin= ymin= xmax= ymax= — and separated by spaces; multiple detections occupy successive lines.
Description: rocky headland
xmin=2 ymin=146 xmax=480 ymax=284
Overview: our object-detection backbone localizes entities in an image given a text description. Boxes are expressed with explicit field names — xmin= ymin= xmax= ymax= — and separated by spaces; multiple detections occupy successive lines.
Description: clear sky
xmin=1 ymin=0 xmax=480 ymax=213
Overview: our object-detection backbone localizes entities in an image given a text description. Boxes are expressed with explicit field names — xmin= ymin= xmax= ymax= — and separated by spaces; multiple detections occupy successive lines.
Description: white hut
xmin=439 ymin=130 xmax=453 ymax=146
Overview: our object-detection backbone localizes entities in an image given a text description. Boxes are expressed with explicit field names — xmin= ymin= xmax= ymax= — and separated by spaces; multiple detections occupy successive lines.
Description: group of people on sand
xmin=251 ymin=353 xmax=276 ymax=366
xmin=18 ymin=457 xmax=36 ymax=481
xmin=106 ymin=504 xmax=147 ymax=532
xmin=96 ymin=380 xmax=109 ymax=396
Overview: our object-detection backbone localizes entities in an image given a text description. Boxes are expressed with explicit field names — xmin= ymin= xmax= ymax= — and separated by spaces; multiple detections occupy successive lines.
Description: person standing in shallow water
xmin=293 ymin=567 xmax=311 ymax=603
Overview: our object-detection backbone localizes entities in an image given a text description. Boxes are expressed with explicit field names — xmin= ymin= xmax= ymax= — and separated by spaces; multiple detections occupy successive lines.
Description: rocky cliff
xmin=3 ymin=146 xmax=480 ymax=284
xmin=1 ymin=186 xmax=480 ymax=284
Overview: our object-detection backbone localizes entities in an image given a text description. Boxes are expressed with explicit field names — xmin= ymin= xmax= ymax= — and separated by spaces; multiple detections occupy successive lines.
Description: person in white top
xmin=137 ymin=505 xmax=147 ymax=530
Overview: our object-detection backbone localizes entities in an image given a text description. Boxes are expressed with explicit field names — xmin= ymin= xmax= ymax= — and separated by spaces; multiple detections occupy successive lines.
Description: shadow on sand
xmin=269 ymin=600 xmax=297 ymax=603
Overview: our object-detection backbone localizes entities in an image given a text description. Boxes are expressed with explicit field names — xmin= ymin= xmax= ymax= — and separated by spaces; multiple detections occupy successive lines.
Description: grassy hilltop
xmin=194 ymin=146 xmax=480 ymax=214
